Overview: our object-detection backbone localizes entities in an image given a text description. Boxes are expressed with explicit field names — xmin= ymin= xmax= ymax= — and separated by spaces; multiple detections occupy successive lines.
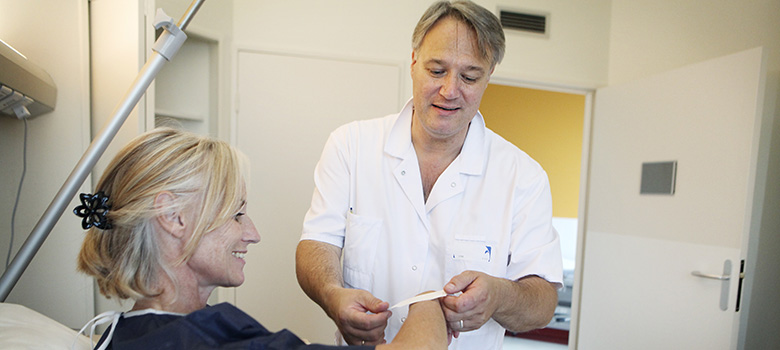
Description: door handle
xmin=691 ymin=259 xmax=731 ymax=311
xmin=690 ymin=271 xmax=730 ymax=280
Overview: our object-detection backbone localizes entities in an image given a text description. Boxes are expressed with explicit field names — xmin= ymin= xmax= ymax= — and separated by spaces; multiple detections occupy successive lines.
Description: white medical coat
xmin=301 ymin=100 xmax=563 ymax=349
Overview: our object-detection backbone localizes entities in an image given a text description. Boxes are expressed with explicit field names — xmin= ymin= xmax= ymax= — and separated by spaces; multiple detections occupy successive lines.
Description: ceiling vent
xmin=499 ymin=10 xmax=548 ymax=36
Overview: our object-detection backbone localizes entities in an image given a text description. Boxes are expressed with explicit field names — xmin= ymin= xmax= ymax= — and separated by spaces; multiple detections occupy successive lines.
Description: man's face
xmin=411 ymin=16 xmax=493 ymax=142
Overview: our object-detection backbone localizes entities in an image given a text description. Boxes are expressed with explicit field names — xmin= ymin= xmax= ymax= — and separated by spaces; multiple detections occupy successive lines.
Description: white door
xmin=577 ymin=47 xmax=769 ymax=349
xmin=232 ymin=50 xmax=403 ymax=344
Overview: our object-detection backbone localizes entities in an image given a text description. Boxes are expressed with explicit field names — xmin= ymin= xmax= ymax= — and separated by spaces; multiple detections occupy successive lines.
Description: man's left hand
xmin=440 ymin=270 xmax=499 ymax=337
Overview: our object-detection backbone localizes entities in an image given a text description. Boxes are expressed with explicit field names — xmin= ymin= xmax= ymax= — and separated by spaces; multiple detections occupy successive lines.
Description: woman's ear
xmin=155 ymin=191 xmax=186 ymax=239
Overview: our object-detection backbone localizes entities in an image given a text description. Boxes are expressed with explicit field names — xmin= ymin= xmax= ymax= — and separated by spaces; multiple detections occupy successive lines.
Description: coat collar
xmin=385 ymin=98 xmax=486 ymax=176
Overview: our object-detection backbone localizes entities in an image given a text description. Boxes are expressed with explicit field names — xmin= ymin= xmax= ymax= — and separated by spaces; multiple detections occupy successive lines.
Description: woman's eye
xmin=234 ymin=212 xmax=245 ymax=222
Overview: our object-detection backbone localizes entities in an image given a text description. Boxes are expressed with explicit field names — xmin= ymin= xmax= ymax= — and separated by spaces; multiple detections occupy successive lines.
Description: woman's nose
xmin=243 ymin=216 xmax=261 ymax=244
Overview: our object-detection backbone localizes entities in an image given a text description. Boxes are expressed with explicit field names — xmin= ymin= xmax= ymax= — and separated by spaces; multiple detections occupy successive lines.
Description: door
xmin=233 ymin=50 xmax=403 ymax=344
xmin=577 ymin=47 xmax=768 ymax=349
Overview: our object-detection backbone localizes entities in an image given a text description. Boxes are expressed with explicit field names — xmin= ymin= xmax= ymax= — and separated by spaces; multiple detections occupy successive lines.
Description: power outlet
xmin=0 ymin=84 xmax=33 ymax=119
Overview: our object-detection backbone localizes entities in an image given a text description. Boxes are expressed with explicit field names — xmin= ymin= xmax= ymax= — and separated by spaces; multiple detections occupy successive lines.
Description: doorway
xmin=480 ymin=83 xmax=587 ymax=346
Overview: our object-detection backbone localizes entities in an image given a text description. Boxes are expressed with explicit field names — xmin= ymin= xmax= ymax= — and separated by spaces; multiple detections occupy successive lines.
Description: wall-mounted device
xmin=0 ymin=39 xmax=57 ymax=119
xmin=640 ymin=161 xmax=677 ymax=195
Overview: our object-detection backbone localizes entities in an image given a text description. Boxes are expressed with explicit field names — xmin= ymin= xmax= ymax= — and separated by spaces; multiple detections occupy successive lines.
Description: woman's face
xmin=187 ymin=200 xmax=260 ymax=290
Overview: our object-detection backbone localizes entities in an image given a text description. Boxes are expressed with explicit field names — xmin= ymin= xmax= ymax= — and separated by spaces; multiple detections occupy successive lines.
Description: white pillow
xmin=0 ymin=303 xmax=92 ymax=350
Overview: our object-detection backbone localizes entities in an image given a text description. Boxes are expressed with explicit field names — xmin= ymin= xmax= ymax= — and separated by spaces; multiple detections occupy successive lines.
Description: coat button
xmin=401 ymin=170 xmax=406 ymax=175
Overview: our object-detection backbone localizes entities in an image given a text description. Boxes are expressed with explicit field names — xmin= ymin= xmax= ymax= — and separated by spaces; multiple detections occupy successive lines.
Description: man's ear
xmin=155 ymin=191 xmax=186 ymax=239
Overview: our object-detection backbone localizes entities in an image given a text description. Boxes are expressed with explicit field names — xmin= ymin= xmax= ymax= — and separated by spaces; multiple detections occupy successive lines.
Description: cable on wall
xmin=6 ymin=118 xmax=28 ymax=268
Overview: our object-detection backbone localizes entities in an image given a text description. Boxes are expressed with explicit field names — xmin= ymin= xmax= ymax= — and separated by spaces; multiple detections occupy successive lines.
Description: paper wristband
xmin=389 ymin=290 xmax=448 ymax=310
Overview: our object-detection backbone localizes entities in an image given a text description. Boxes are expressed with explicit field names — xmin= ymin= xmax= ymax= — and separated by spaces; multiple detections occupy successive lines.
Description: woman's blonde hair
xmin=77 ymin=128 xmax=248 ymax=300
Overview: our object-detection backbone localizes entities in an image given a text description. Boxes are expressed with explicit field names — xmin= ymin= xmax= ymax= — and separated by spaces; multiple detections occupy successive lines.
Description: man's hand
xmin=441 ymin=270 xmax=558 ymax=335
xmin=325 ymin=287 xmax=392 ymax=345
xmin=441 ymin=270 xmax=499 ymax=336
xmin=296 ymin=241 xmax=390 ymax=344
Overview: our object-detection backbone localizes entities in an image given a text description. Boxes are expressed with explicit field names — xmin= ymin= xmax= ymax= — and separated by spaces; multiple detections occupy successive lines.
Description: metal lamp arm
xmin=0 ymin=0 xmax=206 ymax=301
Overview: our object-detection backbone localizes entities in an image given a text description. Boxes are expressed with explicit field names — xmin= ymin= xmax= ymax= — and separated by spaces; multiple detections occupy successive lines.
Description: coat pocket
xmin=342 ymin=212 xmax=383 ymax=290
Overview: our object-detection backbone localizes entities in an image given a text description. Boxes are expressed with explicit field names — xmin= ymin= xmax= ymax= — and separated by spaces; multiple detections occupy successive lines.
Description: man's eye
xmin=462 ymin=75 xmax=478 ymax=83
xmin=429 ymin=69 xmax=445 ymax=76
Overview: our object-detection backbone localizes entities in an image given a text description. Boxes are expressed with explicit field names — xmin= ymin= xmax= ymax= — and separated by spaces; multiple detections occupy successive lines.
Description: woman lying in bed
xmin=74 ymin=128 xmax=446 ymax=350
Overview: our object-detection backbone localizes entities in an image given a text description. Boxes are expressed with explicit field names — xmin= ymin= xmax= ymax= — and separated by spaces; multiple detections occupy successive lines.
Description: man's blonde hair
xmin=77 ymin=128 xmax=248 ymax=300
xmin=412 ymin=0 xmax=506 ymax=68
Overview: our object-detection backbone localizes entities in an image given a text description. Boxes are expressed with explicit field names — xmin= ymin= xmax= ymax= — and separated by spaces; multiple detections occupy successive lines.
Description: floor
xmin=503 ymin=336 xmax=568 ymax=350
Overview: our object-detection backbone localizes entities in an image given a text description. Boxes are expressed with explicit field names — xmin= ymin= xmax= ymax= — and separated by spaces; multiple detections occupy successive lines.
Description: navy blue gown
xmin=94 ymin=303 xmax=374 ymax=350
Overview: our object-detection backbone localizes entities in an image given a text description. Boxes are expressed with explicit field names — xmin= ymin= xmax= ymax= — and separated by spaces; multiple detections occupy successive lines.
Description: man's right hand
xmin=325 ymin=287 xmax=391 ymax=345
xmin=296 ymin=241 xmax=391 ymax=345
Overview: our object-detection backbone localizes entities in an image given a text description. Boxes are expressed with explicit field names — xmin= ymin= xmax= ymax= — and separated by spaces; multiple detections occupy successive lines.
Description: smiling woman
xmin=73 ymin=127 xmax=447 ymax=350
xmin=76 ymin=127 xmax=254 ymax=309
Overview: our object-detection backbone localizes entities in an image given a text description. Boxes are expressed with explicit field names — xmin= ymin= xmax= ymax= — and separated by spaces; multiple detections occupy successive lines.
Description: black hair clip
xmin=73 ymin=192 xmax=113 ymax=230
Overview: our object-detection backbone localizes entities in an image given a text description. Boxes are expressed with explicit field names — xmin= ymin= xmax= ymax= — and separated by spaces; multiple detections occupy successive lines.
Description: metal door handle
xmin=691 ymin=271 xmax=730 ymax=280
xmin=691 ymin=260 xmax=731 ymax=311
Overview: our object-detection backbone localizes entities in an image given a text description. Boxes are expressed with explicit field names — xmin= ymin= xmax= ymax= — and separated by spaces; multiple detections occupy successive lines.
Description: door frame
xmin=489 ymin=75 xmax=596 ymax=350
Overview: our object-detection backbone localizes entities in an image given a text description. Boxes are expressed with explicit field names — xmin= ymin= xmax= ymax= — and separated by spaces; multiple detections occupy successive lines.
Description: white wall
xmin=0 ymin=0 xmax=93 ymax=328
xmin=89 ymin=0 xmax=149 ymax=195
xmin=607 ymin=0 xmax=780 ymax=85
xmin=156 ymin=0 xmax=234 ymax=141
xmin=91 ymin=0 xmax=234 ymax=185
xmin=234 ymin=50 xmax=404 ymax=344
xmin=233 ymin=0 xmax=611 ymax=94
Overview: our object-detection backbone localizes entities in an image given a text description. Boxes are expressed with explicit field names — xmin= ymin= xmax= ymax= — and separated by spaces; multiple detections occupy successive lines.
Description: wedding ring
xmin=459 ymin=319 xmax=464 ymax=329
xmin=361 ymin=340 xmax=365 ymax=345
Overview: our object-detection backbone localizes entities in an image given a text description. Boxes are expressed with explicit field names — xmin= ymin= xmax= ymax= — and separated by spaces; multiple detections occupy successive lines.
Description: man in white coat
xmin=295 ymin=1 xmax=563 ymax=349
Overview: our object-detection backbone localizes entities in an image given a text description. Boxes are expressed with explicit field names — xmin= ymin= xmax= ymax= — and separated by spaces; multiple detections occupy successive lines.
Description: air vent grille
xmin=500 ymin=11 xmax=547 ymax=35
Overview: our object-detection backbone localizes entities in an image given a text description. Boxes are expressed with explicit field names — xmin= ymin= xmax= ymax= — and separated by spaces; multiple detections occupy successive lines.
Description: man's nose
xmin=439 ymin=74 xmax=460 ymax=99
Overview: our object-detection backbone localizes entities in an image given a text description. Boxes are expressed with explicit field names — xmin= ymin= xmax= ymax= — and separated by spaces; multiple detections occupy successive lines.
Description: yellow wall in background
xmin=480 ymin=84 xmax=585 ymax=218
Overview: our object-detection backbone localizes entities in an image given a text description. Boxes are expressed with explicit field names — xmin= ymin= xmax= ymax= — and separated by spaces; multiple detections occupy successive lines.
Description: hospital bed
xmin=0 ymin=303 xmax=91 ymax=349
